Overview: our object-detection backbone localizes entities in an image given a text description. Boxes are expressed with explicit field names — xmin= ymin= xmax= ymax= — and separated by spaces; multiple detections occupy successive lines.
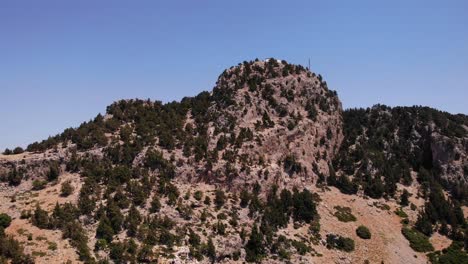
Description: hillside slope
xmin=0 ymin=59 xmax=467 ymax=264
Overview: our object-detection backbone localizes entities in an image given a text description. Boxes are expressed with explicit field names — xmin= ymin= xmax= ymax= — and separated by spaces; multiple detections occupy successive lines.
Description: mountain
xmin=0 ymin=59 xmax=467 ymax=264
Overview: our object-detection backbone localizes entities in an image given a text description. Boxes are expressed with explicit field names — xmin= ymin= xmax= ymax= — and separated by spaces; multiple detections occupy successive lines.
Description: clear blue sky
xmin=1 ymin=1 xmax=467 ymax=150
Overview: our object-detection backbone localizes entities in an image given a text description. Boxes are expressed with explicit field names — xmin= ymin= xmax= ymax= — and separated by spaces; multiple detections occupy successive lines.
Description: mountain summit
xmin=0 ymin=59 xmax=467 ymax=264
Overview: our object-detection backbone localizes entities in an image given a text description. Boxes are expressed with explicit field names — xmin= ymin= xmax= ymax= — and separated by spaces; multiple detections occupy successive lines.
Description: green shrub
xmin=334 ymin=206 xmax=356 ymax=222
xmin=48 ymin=242 xmax=57 ymax=251
xmin=291 ymin=240 xmax=311 ymax=255
xmin=0 ymin=213 xmax=12 ymax=228
xmin=395 ymin=208 xmax=408 ymax=218
xmin=326 ymin=234 xmax=355 ymax=252
xmin=356 ymin=225 xmax=371 ymax=239
xmin=60 ymin=180 xmax=74 ymax=197
xmin=401 ymin=227 xmax=434 ymax=252
xmin=194 ymin=191 xmax=203 ymax=201
xmin=427 ymin=241 xmax=468 ymax=264
xmin=32 ymin=179 xmax=47 ymax=190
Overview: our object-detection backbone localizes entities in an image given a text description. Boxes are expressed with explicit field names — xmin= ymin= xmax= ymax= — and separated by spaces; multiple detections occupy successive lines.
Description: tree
xmin=12 ymin=147 xmax=24 ymax=154
xmin=2 ymin=148 xmax=12 ymax=155
xmin=96 ymin=216 xmax=114 ymax=243
xmin=245 ymin=224 xmax=265 ymax=262
xmin=106 ymin=202 xmax=124 ymax=233
xmin=150 ymin=195 xmax=161 ymax=213
xmin=327 ymin=163 xmax=337 ymax=186
xmin=214 ymin=190 xmax=226 ymax=209
xmin=32 ymin=205 xmax=49 ymax=229
xmin=0 ymin=213 xmax=12 ymax=228
xmin=188 ymin=229 xmax=201 ymax=247
xmin=240 ymin=189 xmax=250 ymax=208
xmin=7 ymin=168 xmax=23 ymax=186
xmin=400 ymin=189 xmax=410 ymax=206
xmin=205 ymin=237 xmax=216 ymax=263
xmin=47 ymin=162 xmax=60 ymax=182
xmin=125 ymin=205 xmax=141 ymax=237
xmin=292 ymin=189 xmax=317 ymax=223
xmin=415 ymin=211 xmax=433 ymax=236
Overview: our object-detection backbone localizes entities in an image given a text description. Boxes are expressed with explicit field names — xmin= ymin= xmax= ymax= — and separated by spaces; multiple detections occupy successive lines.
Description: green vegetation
xmin=47 ymin=162 xmax=60 ymax=181
xmin=395 ymin=208 xmax=408 ymax=218
xmin=6 ymin=60 xmax=467 ymax=263
xmin=32 ymin=179 xmax=47 ymax=190
xmin=245 ymin=224 xmax=265 ymax=262
xmin=400 ymin=189 xmax=410 ymax=206
xmin=401 ymin=227 xmax=434 ymax=252
xmin=0 ymin=233 xmax=34 ymax=263
xmin=214 ymin=189 xmax=226 ymax=210
xmin=356 ymin=225 xmax=371 ymax=239
xmin=428 ymin=241 xmax=468 ymax=264
xmin=13 ymin=147 xmax=25 ymax=154
xmin=334 ymin=106 xmax=468 ymax=203
xmin=0 ymin=213 xmax=12 ymax=229
xmin=333 ymin=206 xmax=356 ymax=222
xmin=326 ymin=234 xmax=355 ymax=252
xmin=60 ymin=180 xmax=74 ymax=197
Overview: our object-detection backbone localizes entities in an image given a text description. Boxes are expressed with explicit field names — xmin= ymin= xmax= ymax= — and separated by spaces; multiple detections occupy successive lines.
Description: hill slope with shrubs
xmin=0 ymin=59 xmax=467 ymax=263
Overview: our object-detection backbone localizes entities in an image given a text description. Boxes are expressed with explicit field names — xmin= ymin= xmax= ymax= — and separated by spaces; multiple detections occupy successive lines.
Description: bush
xmin=356 ymin=225 xmax=371 ymax=239
xmin=0 ymin=213 xmax=12 ymax=228
xmin=60 ymin=180 xmax=74 ymax=197
xmin=32 ymin=179 xmax=47 ymax=190
xmin=0 ymin=233 xmax=34 ymax=263
xmin=394 ymin=208 xmax=408 ymax=218
xmin=7 ymin=168 xmax=23 ymax=186
xmin=326 ymin=234 xmax=355 ymax=252
xmin=194 ymin=191 xmax=203 ymax=201
xmin=291 ymin=240 xmax=311 ymax=255
xmin=401 ymin=227 xmax=434 ymax=252
xmin=334 ymin=206 xmax=356 ymax=222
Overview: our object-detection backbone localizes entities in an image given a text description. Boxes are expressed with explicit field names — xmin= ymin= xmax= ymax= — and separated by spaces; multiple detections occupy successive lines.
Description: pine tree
xmin=415 ymin=211 xmax=433 ymax=236
xmin=245 ymin=224 xmax=265 ymax=262
xmin=150 ymin=195 xmax=161 ymax=213
xmin=206 ymin=237 xmax=216 ymax=263
xmin=47 ymin=162 xmax=60 ymax=181
xmin=32 ymin=205 xmax=49 ymax=229
xmin=400 ymin=189 xmax=410 ymax=206
xmin=214 ymin=189 xmax=226 ymax=209
xmin=96 ymin=215 xmax=114 ymax=243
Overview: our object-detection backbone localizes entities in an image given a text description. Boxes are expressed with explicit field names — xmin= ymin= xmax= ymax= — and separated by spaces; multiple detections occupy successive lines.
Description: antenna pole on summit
xmin=308 ymin=58 xmax=311 ymax=71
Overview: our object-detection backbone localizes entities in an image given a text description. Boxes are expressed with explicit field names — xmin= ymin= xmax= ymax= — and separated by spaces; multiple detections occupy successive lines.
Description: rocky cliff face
xmin=174 ymin=59 xmax=343 ymax=190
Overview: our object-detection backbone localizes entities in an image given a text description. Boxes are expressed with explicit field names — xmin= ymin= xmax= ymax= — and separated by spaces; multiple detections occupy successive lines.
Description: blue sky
xmin=1 ymin=0 xmax=467 ymax=150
